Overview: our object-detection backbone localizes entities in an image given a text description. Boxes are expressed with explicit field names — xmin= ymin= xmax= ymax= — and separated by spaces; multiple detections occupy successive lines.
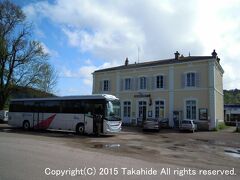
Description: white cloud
xmin=24 ymin=0 xmax=240 ymax=90
xmin=40 ymin=42 xmax=59 ymax=58
xmin=60 ymin=61 xmax=113 ymax=87
xmin=61 ymin=87 xmax=89 ymax=96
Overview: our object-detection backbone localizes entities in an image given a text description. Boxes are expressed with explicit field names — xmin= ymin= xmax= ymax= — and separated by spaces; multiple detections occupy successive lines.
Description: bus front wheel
xmin=76 ymin=124 xmax=84 ymax=135
xmin=23 ymin=121 xmax=30 ymax=130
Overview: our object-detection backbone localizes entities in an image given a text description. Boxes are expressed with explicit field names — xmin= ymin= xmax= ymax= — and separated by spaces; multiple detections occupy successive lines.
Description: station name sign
xmin=134 ymin=94 xmax=151 ymax=98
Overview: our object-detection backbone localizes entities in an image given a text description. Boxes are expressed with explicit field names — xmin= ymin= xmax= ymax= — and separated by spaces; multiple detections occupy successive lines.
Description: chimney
xmin=125 ymin=57 xmax=129 ymax=66
xmin=212 ymin=49 xmax=220 ymax=63
xmin=174 ymin=51 xmax=180 ymax=60
xmin=211 ymin=49 xmax=217 ymax=58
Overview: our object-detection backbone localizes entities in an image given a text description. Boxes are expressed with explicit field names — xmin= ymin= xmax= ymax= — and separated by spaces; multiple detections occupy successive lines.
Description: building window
xmin=103 ymin=80 xmax=109 ymax=91
xmin=138 ymin=101 xmax=147 ymax=119
xmin=186 ymin=100 xmax=196 ymax=120
xmin=124 ymin=78 xmax=131 ymax=90
xmin=156 ymin=75 xmax=164 ymax=89
xmin=186 ymin=72 xmax=196 ymax=87
xmin=139 ymin=77 xmax=146 ymax=89
xmin=155 ymin=101 xmax=164 ymax=118
xmin=123 ymin=101 xmax=131 ymax=117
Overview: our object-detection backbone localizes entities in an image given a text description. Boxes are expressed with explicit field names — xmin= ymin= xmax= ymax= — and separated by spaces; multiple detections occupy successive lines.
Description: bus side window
xmin=81 ymin=101 xmax=91 ymax=115
xmin=45 ymin=101 xmax=60 ymax=113
xmin=24 ymin=101 xmax=35 ymax=112
xmin=10 ymin=101 xmax=24 ymax=112
xmin=61 ymin=100 xmax=72 ymax=113
xmin=73 ymin=100 xmax=82 ymax=113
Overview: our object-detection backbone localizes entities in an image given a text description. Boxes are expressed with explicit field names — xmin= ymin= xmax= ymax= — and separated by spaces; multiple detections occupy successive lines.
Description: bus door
xmin=33 ymin=102 xmax=44 ymax=129
xmin=93 ymin=114 xmax=103 ymax=135
xmin=93 ymin=103 xmax=104 ymax=134
xmin=84 ymin=114 xmax=93 ymax=134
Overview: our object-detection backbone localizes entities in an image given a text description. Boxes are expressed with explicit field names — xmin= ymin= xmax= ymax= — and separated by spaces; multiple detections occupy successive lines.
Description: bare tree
xmin=35 ymin=62 xmax=58 ymax=93
xmin=0 ymin=0 xmax=57 ymax=109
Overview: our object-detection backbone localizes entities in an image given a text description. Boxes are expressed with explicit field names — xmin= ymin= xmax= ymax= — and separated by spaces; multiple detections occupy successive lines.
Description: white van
xmin=0 ymin=110 xmax=8 ymax=123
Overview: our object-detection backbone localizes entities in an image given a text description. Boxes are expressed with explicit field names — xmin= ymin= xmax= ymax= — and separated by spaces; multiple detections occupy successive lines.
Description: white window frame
xmin=139 ymin=77 xmax=147 ymax=90
xmin=156 ymin=75 xmax=164 ymax=89
xmin=123 ymin=101 xmax=131 ymax=118
xmin=124 ymin=78 xmax=131 ymax=90
xmin=185 ymin=72 xmax=196 ymax=87
xmin=137 ymin=100 xmax=147 ymax=119
xmin=103 ymin=80 xmax=109 ymax=91
xmin=184 ymin=99 xmax=198 ymax=120
xmin=154 ymin=100 xmax=165 ymax=119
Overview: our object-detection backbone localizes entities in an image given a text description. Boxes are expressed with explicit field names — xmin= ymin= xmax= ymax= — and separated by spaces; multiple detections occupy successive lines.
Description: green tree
xmin=0 ymin=0 xmax=57 ymax=109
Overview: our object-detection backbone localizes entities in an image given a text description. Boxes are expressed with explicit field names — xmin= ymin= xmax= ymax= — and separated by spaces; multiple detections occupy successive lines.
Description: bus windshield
xmin=106 ymin=100 xmax=121 ymax=121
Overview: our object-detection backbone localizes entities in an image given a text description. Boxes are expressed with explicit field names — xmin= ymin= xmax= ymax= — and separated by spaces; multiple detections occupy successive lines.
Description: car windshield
xmin=106 ymin=100 xmax=121 ymax=121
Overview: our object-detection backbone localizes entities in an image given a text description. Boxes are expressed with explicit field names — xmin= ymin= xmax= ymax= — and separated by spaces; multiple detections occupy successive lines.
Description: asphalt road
xmin=0 ymin=126 xmax=239 ymax=180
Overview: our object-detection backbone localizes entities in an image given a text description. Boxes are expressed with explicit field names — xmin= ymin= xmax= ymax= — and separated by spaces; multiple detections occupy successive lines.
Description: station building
xmin=92 ymin=50 xmax=224 ymax=130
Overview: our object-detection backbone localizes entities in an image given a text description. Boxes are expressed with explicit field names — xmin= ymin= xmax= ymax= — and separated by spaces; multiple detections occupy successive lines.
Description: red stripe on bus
xmin=34 ymin=114 xmax=56 ymax=129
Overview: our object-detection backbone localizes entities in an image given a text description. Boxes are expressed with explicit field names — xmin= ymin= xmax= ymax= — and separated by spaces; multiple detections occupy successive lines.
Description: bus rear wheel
xmin=23 ymin=121 xmax=30 ymax=130
xmin=76 ymin=124 xmax=84 ymax=135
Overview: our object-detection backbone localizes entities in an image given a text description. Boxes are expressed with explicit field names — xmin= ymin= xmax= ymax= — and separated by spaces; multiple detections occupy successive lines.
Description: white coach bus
xmin=8 ymin=94 xmax=121 ymax=135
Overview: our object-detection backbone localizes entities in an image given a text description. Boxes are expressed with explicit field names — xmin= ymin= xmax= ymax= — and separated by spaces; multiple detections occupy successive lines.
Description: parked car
xmin=0 ymin=110 xmax=8 ymax=123
xmin=142 ymin=118 xmax=160 ymax=131
xmin=159 ymin=118 xmax=169 ymax=129
xmin=179 ymin=120 xmax=196 ymax=132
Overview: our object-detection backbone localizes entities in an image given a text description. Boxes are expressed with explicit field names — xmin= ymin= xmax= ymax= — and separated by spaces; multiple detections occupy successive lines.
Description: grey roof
xmin=94 ymin=56 xmax=215 ymax=73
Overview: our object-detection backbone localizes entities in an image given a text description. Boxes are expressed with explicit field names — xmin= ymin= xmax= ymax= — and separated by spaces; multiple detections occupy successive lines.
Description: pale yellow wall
xmin=94 ymin=60 xmax=210 ymax=93
xmin=215 ymin=91 xmax=224 ymax=122
xmin=118 ymin=90 xmax=169 ymax=119
xmin=215 ymin=65 xmax=223 ymax=93
xmin=214 ymin=64 xmax=224 ymax=122
xmin=174 ymin=61 xmax=209 ymax=89
xmin=93 ymin=71 xmax=117 ymax=94
xmin=174 ymin=90 xmax=209 ymax=119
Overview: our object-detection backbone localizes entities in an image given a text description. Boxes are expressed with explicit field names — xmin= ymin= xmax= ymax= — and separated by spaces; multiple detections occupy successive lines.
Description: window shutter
xmin=196 ymin=73 xmax=200 ymax=87
xmin=163 ymin=75 xmax=167 ymax=89
xmin=120 ymin=79 xmax=123 ymax=91
xmin=147 ymin=77 xmax=151 ymax=90
xmin=99 ymin=81 xmax=102 ymax=92
xmin=152 ymin=76 xmax=155 ymax=90
xmin=108 ymin=80 xmax=111 ymax=91
xmin=181 ymin=74 xmax=185 ymax=88
xmin=131 ymin=78 xmax=134 ymax=90
xmin=135 ymin=77 xmax=139 ymax=90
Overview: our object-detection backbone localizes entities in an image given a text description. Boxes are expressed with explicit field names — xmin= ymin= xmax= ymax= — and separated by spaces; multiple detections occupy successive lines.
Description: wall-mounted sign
xmin=134 ymin=94 xmax=151 ymax=98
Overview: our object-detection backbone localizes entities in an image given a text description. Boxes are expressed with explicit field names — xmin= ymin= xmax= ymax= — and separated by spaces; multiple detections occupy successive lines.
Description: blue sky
xmin=12 ymin=0 xmax=240 ymax=95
